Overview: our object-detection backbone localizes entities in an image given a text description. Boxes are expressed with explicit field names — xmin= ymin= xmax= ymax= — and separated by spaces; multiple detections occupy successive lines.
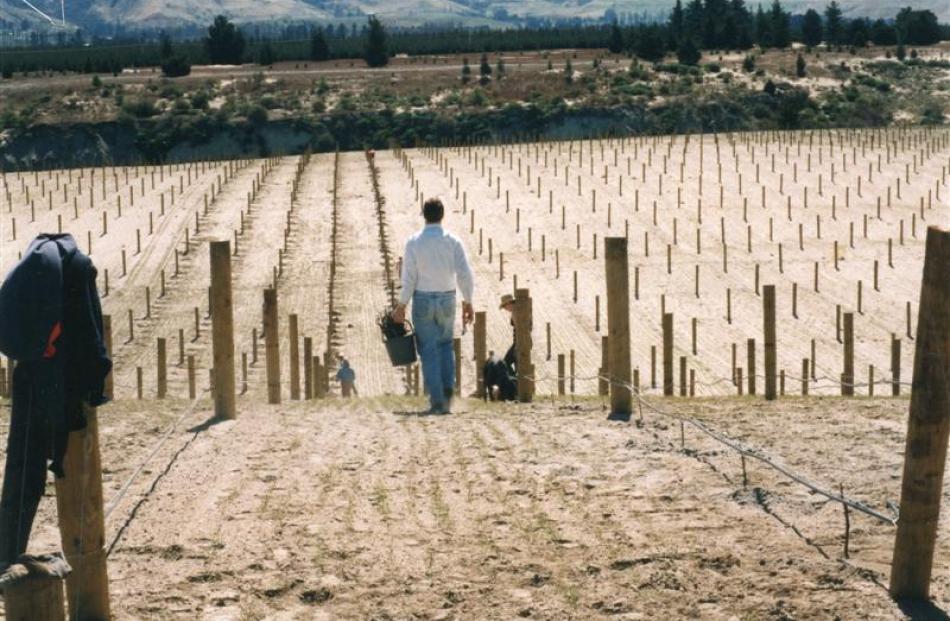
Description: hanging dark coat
xmin=0 ymin=233 xmax=111 ymax=563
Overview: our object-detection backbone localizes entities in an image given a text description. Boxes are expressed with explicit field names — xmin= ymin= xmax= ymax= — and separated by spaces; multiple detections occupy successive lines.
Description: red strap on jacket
xmin=43 ymin=321 xmax=62 ymax=358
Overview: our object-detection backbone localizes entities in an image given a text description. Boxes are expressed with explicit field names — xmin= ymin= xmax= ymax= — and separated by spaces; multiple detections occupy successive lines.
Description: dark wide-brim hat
xmin=499 ymin=294 xmax=514 ymax=309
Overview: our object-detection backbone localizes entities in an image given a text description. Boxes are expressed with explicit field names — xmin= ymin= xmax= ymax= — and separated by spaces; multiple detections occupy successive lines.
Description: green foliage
xmin=365 ymin=16 xmax=389 ymax=68
xmin=91 ymin=75 xmax=102 ymax=88
xmin=608 ymin=22 xmax=624 ymax=54
xmin=896 ymin=44 xmax=907 ymax=61
xmin=461 ymin=58 xmax=471 ymax=84
xmin=190 ymin=91 xmax=210 ymax=110
xmin=161 ymin=55 xmax=191 ymax=78
xmin=825 ymin=1 xmax=844 ymax=45
xmin=310 ymin=29 xmax=330 ymax=61
xmin=479 ymin=53 xmax=492 ymax=86
xmin=205 ymin=15 xmax=245 ymax=65
xmin=258 ymin=42 xmax=276 ymax=67
xmin=895 ymin=8 xmax=941 ymax=46
xmin=634 ymin=26 xmax=667 ymax=63
xmin=742 ymin=55 xmax=756 ymax=72
xmin=122 ymin=98 xmax=159 ymax=118
xmin=676 ymin=38 xmax=701 ymax=66
xmin=801 ymin=9 xmax=822 ymax=48
xmin=244 ymin=104 xmax=268 ymax=125
xmin=796 ymin=53 xmax=806 ymax=78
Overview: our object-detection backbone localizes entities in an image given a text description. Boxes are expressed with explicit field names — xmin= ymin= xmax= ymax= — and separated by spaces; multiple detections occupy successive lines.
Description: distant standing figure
xmin=336 ymin=358 xmax=358 ymax=397
xmin=392 ymin=198 xmax=474 ymax=415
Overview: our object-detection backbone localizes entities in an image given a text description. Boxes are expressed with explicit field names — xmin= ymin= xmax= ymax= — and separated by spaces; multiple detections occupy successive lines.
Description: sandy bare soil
xmin=0 ymin=129 xmax=949 ymax=618
xmin=12 ymin=394 xmax=949 ymax=620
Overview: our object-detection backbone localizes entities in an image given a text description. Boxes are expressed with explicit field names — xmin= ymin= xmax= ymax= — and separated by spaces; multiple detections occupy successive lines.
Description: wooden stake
xmin=54 ymin=403 xmax=111 ymax=621
xmin=263 ymin=288 xmax=281 ymax=404
xmin=763 ymin=285 xmax=777 ymax=400
xmin=289 ymin=314 xmax=301 ymax=400
xmin=890 ymin=226 xmax=950 ymax=600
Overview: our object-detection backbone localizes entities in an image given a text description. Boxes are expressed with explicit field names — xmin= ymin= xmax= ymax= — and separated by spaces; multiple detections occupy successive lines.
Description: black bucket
xmin=385 ymin=334 xmax=417 ymax=366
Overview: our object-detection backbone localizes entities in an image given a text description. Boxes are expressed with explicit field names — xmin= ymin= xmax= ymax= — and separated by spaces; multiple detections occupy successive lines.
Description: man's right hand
xmin=392 ymin=304 xmax=406 ymax=324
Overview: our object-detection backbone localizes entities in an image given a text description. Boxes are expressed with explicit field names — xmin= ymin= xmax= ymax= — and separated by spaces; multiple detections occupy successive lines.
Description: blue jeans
xmin=412 ymin=291 xmax=456 ymax=409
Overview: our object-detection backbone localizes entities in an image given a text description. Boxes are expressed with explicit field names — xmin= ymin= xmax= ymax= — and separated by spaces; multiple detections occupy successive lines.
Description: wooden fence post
xmin=454 ymin=337 xmax=462 ymax=395
xmin=513 ymin=289 xmax=534 ymax=402
xmin=289 ymin=314 xmax=300 ymax=400
xmin=892 ymin=335 xmax=902 ymax=396
xmin=103 ymin=315 xmax=113 ymax=400
xmin=54 ymin=403 xmax=111 ymax=621
xmin=890 ymin=226 xmax=950 ymax=600
xmin=474 ymin=311 xmax=486 ymax=397
xmin=557 ymin=354 xmax=566 ymax=396
xmin=662 ymin=313 xmax=674 ymax=396
xmin=156 ymin=338 xmax=167 ymax=399
xmin=210 ymin=241 xmax=236 ymax=419
xmin=842 ymin=312 xmax=855 ymax=396
xmin=304 ymin=337 xmax=313 ymax=400
xmin=763 ymin=284 xmax=777 ymax=400
xmin=605 ymin=237 xmax=631 ymax=419
xmin=263 ymin=288 xmax=281 ymax=404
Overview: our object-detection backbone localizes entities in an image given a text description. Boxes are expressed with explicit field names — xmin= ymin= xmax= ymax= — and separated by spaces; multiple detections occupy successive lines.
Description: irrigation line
xmin=103 ymin=388 xmax=209 ymax=520
xmin=514 ymin=369 xmax=899 ymax=526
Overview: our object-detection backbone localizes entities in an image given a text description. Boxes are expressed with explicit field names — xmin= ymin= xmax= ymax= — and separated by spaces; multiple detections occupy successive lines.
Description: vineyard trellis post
xmin=890 ymin=226 xmax=950 ymax=601
xmin=210 ymin=241 xmax=236 ymax=419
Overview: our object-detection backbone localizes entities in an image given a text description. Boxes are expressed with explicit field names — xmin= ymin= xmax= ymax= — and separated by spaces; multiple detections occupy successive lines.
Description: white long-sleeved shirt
xmin=399 ymin=224 xmax=474 ymax=305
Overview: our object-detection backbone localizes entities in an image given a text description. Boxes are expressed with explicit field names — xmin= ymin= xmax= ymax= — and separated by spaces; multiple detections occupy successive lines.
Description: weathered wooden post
xmin=605 ymin=237 xmax=631 ymax=419
xmin=892 ymin=335 xmax=902 ymax=396
xmin=764 ymin=285 xmax=777 ymax=400
xmin=156 ymin=337 xmax=167 ymax=399
xmin=890 ymin=226 xmax=950 ymax=601
xmin=288 ymin=314 xmax=301 ymax=400
xmin=662 ymin=313 xmax=674 ymax=396
xmin=3 ymin=574 xmax=66 ymax=621
xmin=54 ymin=403 xmax=111 ymax=621
xmin=263 ymin=288 xmax=281 ymax=404
xmin=842 ymin=312 xmax=855 ymax=397
xmin=187 ymin=355 xmax=196 ymax=399
xmin=474 ymin=311 xmax=486 ymax=397
xmin=210 ymin=241 xmax=236 ymax=418
xmin=599 ymin=336 xmax=609 ymax=396
xmin=557 ymin=354 xmax=566 ymax=396
xmin=747 ymin=338 xmax=756 ymax=395
xmin=513 ymin=289 xmax=534 ymax=402
xmin=304 ymin=337 xmax=313 ymax=400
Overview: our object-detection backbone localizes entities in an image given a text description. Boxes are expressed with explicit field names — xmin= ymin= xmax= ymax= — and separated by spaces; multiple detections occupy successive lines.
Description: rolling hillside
xmin=2 ymin=0 xmax=948 ymax=31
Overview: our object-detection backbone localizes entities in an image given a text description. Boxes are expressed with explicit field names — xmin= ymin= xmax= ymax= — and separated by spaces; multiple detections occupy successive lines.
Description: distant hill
xmin=2 ymin=0 xmax=947 ymax=33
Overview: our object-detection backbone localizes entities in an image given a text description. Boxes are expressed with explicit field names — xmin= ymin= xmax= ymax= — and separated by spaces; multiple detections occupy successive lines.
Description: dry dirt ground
xmin=0 ymin=129 xmax=949 ymax=618
xmin=11 ymin=393 xmax=950 ymax=620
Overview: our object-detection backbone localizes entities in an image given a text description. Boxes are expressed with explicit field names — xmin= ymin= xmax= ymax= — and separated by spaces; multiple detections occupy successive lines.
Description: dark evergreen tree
xmin=754 ymin=5 xmax=771 ymax=48
xmin=824 ymin=1 xmax=843 ymax=45
xmin=479 ymin=53 xmax=492 ymax=85
xmin=848 ymin=18 xmax=869 ymax=47
xmin=364 ymin=16 xmax=389 ymax=68
xmin=564 ymin=57 xmax=574 ymax=83
xmin=801 ymin=9 xmax=823 ymax=48
xmin=796 ymin=52 xmax=806 ymax=77
xmin=310 ymin=29 xmax=330 ymax=61
xmin=258 ymin=41 xmax=276 ymax=66
xmin=205 ymin=15 xmax=245 ymax=65
xmin=677 ymin=37 xmax=701 ymax=65
xmin=634 ymin=25 xmax=668 ymax=62
xmin=895 ymin=8 xmax=941 ymax=46
xmin=769 ymin=0 xmax=790 ymax=48
xmin=730 ymin=0 xmax=754 ymax=49
xmin=461 ymin=57 xmax=471 ymax=83
xmin=159 ymin=31 xmax=173 ymax=59
xmin=608 ymin=21 xmax=624 ymax=53
xmin=683 ymin=0 xmax=704 ymax=45
xmin=870 ymin=19 xmax=896 ymax=45
xmin=669 ymin=0 xmax=685 ymax=46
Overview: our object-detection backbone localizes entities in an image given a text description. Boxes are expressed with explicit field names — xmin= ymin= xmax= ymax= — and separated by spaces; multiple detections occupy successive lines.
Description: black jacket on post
xmin=0 ymin=234 xmax=111 ymax=563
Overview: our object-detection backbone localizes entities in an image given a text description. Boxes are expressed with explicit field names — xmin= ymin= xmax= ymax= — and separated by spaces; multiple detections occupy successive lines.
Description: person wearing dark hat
xmin=392 ymin=198 xmax=474 ymax=414
xmin=499 ymin=294 xmax=516 ymax=371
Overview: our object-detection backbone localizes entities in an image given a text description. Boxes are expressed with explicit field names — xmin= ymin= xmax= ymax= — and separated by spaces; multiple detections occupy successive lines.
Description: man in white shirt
xmin=392 ymin=198 xmax=474 ymax=414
